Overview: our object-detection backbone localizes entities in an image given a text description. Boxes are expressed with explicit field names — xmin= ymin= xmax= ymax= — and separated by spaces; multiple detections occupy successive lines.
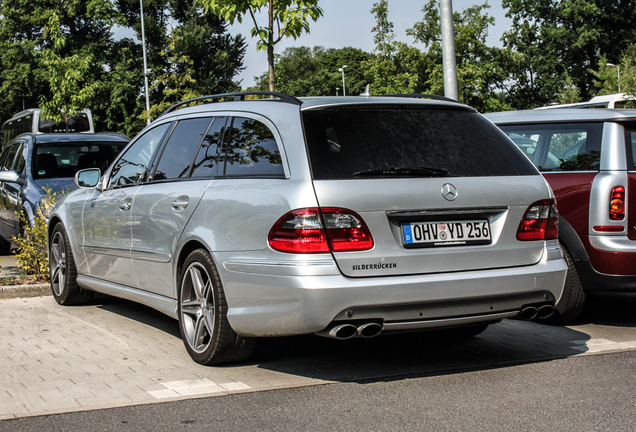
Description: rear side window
xmin=624 ymin=123 xmax=636 ymax=170
xmin=498 ymin=123 xmax=603 ymax=172
xmin=153 ymin=117 xmax=213 ymax=181
xmin=302 ymin=106 xmax=537 ymax=180
xmin=220 ymin=117 xmax=284 ymax=178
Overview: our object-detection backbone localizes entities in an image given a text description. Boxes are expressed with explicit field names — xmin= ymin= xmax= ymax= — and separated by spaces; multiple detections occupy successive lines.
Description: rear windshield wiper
xmin=354 ymin=166 xmax=449 ymax=178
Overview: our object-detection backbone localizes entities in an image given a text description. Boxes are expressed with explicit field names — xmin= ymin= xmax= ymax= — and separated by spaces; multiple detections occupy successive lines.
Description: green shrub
xmin=13 ymin=188 xmax=64 ymax=281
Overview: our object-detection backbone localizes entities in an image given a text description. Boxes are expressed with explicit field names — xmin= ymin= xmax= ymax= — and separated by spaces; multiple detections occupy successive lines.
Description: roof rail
xmin=160 ymin=91 xmax=303 ymax=117
xmin=378 ymin=94 xmax=458 ymax=103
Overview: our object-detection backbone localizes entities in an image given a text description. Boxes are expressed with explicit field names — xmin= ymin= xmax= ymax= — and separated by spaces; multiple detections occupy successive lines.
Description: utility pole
xmin=140 ymin=0 xmax=151 ymax=125
xmin=440 ymin=0 xmax=458 ymax=100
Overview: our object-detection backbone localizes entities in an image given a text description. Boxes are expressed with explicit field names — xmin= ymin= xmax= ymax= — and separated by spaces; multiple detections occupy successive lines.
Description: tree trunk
xmin=268 ymin=0 xmax=275 ymax=92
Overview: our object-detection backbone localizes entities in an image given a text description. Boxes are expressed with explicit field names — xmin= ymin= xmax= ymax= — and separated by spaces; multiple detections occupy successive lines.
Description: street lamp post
xmin=607 ymin=63 xmax=621 ymax=93
xmin=140 ymin=0 xmax=151 ymax=125
xmin=338 ymin=65 xmax=347 ymax=96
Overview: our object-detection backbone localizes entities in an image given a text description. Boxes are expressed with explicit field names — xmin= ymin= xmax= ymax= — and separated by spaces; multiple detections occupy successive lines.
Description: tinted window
xmin=13 ymin=143 xmax=26 ymax=174
xmin=499 ymin=123 xmax=603 ymax=172
xmin=303 ymin=106 xmax=537 ymax=179
xmin=191 ymin=117 xmax=226 ymax=178
xmin=2 ymin=144 xmax=19 ymax=171
xmin=154 ymin=118 xmax=213 ymax=181
xmin=624 ymin=123 xmax=636 ymax=170
xmin=38 ymin=112 xmax=90 ymax=133
xmin=221 ymin=117 xmax=284 ymax=177
xmin=0 ymin=145 xmax=13 ymax=170
xmin=33 ymin=141 xmax=127 ymax=180
xmin=109 ymin=123 xmax=170 ymax=187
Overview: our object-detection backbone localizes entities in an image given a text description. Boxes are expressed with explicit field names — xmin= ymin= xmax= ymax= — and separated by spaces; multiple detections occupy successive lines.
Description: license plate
xmin=402 ymin=220 xmax=491 ymax=248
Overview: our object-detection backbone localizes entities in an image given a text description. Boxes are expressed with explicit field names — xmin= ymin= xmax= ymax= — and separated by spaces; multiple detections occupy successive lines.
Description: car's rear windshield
xmin=32 ymin=141 xmax=127 ymax=180
xmin=302 ymin=105 xmax=538 ymax=180
xmin=38 ymin=112 xmax=91 ymax=133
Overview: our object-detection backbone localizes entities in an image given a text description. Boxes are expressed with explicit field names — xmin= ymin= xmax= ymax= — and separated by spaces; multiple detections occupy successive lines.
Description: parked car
xmin=485 ymin=109 xmax=636 ymax=323
xmin=49 ymin=92 xmax=566 ymax=365
xmin=0 ymin=132 xmax=129 ymax=253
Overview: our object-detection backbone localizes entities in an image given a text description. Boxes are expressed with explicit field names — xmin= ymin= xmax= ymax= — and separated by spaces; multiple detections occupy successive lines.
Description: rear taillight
xmin=517 ymin=199 xmax=559 ymax=241
xmin=609 ymin=186 xmax=625 ymax=220
xmin=268 ymin=208 xmax=374 ymax=253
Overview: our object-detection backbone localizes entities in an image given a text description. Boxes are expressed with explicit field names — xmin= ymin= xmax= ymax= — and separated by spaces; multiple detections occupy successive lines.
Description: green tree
xmin=39 ymin=11 xmax=97 ymax=126
xmin=365 ymin=0 xmax=419 ymax=95
xmin=408 ymin=0 xmax=513 ymax=112
xmin=559 ymin=75 xmax=582 ymax=104
xmin=254 ymin=46 xmax=373 ymax=96
xmin=196 ymin=0 xmax=323 ymax=91
xmin=592 ymin=46 xmax=636 ymax=107
xmin=0 ymin=0 xmax=122 ymax=122
xmin=502 ymin=0 xmax=636 ymax=108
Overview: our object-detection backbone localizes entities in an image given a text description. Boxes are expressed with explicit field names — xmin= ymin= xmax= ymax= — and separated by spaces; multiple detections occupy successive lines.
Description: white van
xmin=536 ymin=93 xmax=629 ymax=110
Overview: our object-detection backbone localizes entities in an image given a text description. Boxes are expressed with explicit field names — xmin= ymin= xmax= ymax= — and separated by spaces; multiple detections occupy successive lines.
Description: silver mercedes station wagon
xmin=48 ymin=92 xmax=567 ymax=365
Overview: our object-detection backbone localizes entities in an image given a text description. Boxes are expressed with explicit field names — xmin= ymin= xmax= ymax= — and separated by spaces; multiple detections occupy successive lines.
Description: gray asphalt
xmin=0 ymin=350 xmax=634 ymax=431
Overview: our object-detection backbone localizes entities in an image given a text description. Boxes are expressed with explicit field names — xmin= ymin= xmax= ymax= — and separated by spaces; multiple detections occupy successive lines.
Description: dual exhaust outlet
xmin=316 ymin=322 xmax=383 ymax=340
xmin=517 ymin=304 xmax=555 ymax=321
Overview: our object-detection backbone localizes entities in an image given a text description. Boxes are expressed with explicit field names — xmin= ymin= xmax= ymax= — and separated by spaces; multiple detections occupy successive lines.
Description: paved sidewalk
xmin=2 ymin=293 xmax=636 ymax=420
xmin=0 ymin=255 xmax=50 ymax=299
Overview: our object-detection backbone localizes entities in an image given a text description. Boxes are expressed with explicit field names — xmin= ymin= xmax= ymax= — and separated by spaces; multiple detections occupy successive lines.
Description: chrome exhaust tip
xmin=357 ymin=322 xmax=383 ymax=338
xmin=315 ymin=323 xmax=358 ymax=340
xmin=517 ymin=306 xmax=538 ymax=321
xmin=536 ymin=304 xmax=555 ymax=319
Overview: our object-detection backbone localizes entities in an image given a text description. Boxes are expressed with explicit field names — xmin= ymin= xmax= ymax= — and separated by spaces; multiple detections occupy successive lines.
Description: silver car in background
xmin=48 ymin=92 xmax=567 ymax=365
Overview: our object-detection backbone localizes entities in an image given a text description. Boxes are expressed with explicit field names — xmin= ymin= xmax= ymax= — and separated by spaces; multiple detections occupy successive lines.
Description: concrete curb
xmin=0 ymin=283 xmax=51 ymax=299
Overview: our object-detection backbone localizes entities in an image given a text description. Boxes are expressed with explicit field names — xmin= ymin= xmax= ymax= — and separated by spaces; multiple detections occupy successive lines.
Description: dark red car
xmin=486 ymin=109 xmax=636 ymax=323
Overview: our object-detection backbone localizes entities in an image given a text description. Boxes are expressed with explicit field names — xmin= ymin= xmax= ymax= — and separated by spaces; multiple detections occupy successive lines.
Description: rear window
xmin=38 ymin=113 xmax=91 ymax=133
xmin=302 ymin=106 xmax=537 ymax=180
xmin=624 ymin=122 xmax=636 ymax=170
xmin=498 ymin=123 xmax=603 ymax=172
xmin=33 ymin=141 xmax=127 ymax=180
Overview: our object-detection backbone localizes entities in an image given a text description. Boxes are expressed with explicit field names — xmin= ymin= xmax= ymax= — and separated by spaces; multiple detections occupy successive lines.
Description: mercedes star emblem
xmin=441 ymin=183 xmax=458 ymax=201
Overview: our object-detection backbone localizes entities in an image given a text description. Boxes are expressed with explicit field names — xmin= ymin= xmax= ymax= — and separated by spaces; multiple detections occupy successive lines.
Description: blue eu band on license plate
xmin=402 ymin=220 xmax=491 ymax=248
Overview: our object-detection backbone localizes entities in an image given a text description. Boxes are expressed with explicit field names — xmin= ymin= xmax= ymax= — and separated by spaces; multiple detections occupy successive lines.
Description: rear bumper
xmin=218 ymin=245 xmax=567 ymax=337
xmin=583 ymin=235 xmax=636 ymax=277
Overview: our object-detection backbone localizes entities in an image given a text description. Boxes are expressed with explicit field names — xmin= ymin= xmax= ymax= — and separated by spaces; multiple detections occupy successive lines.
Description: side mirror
xmin=0 ymin=170 xmax=25 ymax=186
xmin=75 ymin=168 xmax=101 ymax=189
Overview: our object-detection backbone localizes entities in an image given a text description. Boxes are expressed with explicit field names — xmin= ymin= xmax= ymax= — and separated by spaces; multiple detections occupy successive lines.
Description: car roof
xmin=484 ymin=108 xmax=636 ymax=125
xmin=155 ymin=93 xmax=476 ymax=122
xmin=297 ymin=96 xmax=474 ymax=111
xmin=30 ymin=133 xmax=130 ymax=144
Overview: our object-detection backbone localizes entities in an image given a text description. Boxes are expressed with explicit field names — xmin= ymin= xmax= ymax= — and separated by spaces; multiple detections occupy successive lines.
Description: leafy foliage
xmin=13 ymin=188 xmax=64 ymax=281
xmin=39 ymin=11 xmax=98 ymax=125
xmin=197 ymin=0 xmax=323 ymax=91
xmin=502 ymin=0 xmax=636 ymax=108
xmin=408 ymin=0 xmax=513 ymax=112
xmin=253 ymin=46 xmax=373 ymax=96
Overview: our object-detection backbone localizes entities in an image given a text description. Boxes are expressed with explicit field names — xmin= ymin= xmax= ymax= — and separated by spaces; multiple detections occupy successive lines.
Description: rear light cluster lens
xmin=609 ymin=186 xmax=625 ymax=220
xmin=268 ymin=208 xmax=374 ymax=253
xmin=516 ymin=199 xmax=559 ymax=241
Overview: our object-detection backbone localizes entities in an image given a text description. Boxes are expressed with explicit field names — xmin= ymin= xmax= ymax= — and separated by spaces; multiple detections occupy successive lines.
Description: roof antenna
xmin=360 ymin=84 xmax=371 ymax=97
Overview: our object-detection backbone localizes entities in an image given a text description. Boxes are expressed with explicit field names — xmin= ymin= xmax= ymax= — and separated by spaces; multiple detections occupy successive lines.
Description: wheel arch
xmin=175 ymin=239 xmax=214 ymax=294
xmin=558 ymin=216 xmax=590 ymax=283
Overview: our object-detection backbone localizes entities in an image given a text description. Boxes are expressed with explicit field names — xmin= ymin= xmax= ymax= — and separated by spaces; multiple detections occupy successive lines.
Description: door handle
xmin=172 ymin=196 xmax=189 ymax=211
xmin=119 ymin=200 xmax=132 ymax=211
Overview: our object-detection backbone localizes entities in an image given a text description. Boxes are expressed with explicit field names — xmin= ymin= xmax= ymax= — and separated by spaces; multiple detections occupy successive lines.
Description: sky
xmin=225 ymin=0 xmax=512 ymax=87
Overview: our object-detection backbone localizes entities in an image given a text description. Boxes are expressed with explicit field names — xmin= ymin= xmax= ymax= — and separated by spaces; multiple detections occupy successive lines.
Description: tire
xmin=49 ymin=222 xmax=94 ymax=305
xmin=178 ymin=249 xmax=257 ymax=365
xmin=535 ymin=244 xmax=585 ymax=325
xmin=0 ymin=237 xmax=11 ymax=255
